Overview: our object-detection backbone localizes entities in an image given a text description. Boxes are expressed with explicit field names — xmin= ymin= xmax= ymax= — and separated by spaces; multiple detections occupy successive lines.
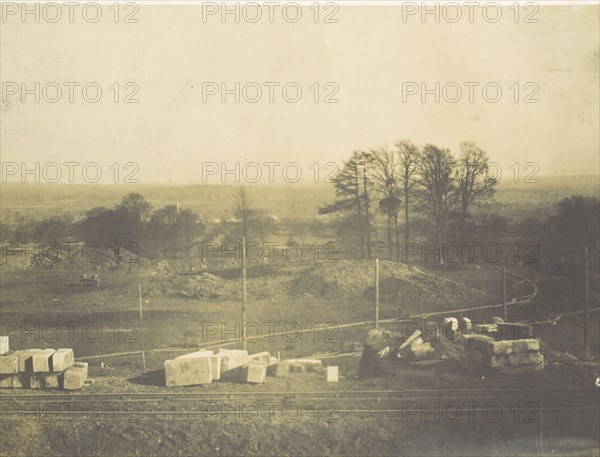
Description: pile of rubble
xmin=358 ymin=317 xmax=544 ymax=378
xmin=0 ymin=337 xmax=88 ymax=390
xmin=164 ymin=349 xmax=337 ymax=386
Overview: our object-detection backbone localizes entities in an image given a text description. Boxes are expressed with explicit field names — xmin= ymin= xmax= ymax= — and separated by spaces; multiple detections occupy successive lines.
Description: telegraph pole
xmin=241 ymin=236 xmax=247 ymax=351
xmin=502 ymin=264 xmax=508 ymax=321
xmin=375 ymin=258 xmax=380 ymax=328
xmin=138 ymin=283 xmax=146 ymax=372
xmin=584 ymin=245 xmax=590 ymax=360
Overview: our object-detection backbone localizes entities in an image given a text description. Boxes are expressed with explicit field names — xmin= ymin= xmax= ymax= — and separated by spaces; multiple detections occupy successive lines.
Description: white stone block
xmin=327 ymin=366 xmax=339 ymax=382
xmin=0 ymin=336 xmax=9 ymax=355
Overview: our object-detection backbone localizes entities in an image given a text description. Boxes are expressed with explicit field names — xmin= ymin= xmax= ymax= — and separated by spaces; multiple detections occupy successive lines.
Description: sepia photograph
xmin=0 ymin=1 xmax=599 ymax=456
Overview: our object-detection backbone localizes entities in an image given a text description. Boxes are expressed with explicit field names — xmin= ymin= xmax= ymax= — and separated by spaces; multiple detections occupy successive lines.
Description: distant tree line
xmin=0 ymin=173 xmax=597 ymax=271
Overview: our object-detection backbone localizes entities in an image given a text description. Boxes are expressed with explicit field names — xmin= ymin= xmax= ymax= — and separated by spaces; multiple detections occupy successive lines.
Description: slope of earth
xmin=289 ymin=260 xmax=493 ymax=315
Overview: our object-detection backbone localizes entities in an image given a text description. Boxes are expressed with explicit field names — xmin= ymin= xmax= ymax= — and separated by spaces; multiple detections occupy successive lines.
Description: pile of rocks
xmin=0 ymin=337 xmax=88 ymax=390
xmin=464 ymin=323 xmax=544 ymax=374
xmin=165 ymin=349 xmax=331 ymax=386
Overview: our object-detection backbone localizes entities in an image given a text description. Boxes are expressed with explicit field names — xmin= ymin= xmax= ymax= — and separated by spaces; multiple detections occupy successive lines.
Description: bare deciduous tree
xmin=372 ymin=146 xmax=401 ymax=260
xmin=414 ymin=144 xmax=457 ymax=262
xmin=456 ymin=141 xmax=499 ymax=240
xmin=396 ymin=139 xmax=420 ymax=252
xmin=233 ymin=186 xmax=256 ymax=240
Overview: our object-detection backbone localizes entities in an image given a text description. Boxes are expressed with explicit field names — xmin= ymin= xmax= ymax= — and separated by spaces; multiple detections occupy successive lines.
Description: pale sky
xmin=1 ymin=2 xmax=598 ymax=184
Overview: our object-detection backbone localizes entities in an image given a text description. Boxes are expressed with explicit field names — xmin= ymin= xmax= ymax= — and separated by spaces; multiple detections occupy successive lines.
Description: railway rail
xmin=1 ymin=387 xmax=597 ymax=404
xmin=0 ymin=388 xmax=597 ymax=422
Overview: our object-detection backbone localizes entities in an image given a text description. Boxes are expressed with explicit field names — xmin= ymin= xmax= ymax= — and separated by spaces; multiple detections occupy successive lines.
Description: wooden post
xmin=584 ymin=245 xmax=590 ymax=360
xmin=241 ymin=236 xmax=247 ymax=351
xmin=138 ymin=283 xmax=146 ymax=372
xmin=502 ymin=264 xmax=508 ymax=321
xmin=375 ymin=258 xmax=379 ymax=328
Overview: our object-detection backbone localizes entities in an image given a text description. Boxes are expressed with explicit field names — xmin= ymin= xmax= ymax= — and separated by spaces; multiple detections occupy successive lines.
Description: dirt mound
xmin=148 ymin=272 xmax=232 ymax=300
xmin=289 ymin=260 xmax=412 ymax=299
xmin=0 ymin=242 xmax=143 ymax=271
xmin=289 ymin=260 xmax=489 ymax=314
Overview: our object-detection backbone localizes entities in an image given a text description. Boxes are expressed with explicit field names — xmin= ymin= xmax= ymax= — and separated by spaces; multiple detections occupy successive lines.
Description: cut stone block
xmin=14 ymin=349 xmax=45 ymax=372
xmin=176 ymin=351 xmax=216 ymax=380
xmin=14 ymin=374 xmax=24 ymax=388
xmin=497 ymin=323 xmax=535 ymax=340
xmin=0 ymin=374 xmax=14 ymax=388
xmin=32 ymin=349 xmax=56 ymax=372
xmin=464 ymin=336 xmax=540 ymax=355
xmin=218 ymin=349 xmax=248 ymax=372
xmin=165 ymin=356 xmax=212 ymax=387
xmin=211 ymin=355 xmax=221 ymax=381
xmin=63 ymin=365 xmax=87 ymax=390
xmin=0 ymin=336 xmax=9 ymax=355
xmin=0 ymin=374 xmax=23 ymax=388
xmin=51 ymin=348 xmax=75 ymax=372
xmin=327 ymin=366 xmax=339 ymax=382
xmin=491 ymin=339 xmax=540 ymax=355
xmin=246 ymin=352 xmax=271 ymax=366
xmin=0 ymin=355 xmax=19 ymax=374
xmin=246 ymin=363 xmax=267 ymax=384
xmin=73 ymin=362 xmax=88 ymax=379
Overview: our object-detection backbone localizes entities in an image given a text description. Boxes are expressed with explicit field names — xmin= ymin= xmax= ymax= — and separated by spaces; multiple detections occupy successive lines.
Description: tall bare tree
xmin=372 ymin=146 xmax=400 ymax=260
xmin=456 ymin=141 xmax=499 ymax=241
xmin=233 ymin=186 xmax=255 ymax=240
xmin=396 ymin=139 xmax=420 ymax=252
xmin=320 ymin=151 xmax=375 ymax=259
xmin=414 ymin=144 xmax=457 ymax=262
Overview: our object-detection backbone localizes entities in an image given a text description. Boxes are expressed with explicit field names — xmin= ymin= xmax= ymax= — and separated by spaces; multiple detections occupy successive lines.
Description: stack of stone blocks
xmin=0 ymin=337 xmax=88 ymax=389
xmin=463 ymin=323 xmax=544 ymax=374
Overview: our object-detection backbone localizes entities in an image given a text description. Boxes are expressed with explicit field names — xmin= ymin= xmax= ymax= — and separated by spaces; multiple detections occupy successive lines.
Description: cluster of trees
xmin=320 ymin=140 xmax=498 ymax=261
xmin=0 ymin=193 xmax=204 ymax=259
xmin=80 ymin=193 xmax=203 ymax=258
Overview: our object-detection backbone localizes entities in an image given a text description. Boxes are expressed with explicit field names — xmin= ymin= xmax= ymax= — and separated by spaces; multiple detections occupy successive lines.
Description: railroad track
xmin=1 ymin=387 xmax=597 ymax=405
xmin=1 ymin=388 xmax=597 ymax=425
xmin=0 ymin=388 xmax=597 ymax=422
